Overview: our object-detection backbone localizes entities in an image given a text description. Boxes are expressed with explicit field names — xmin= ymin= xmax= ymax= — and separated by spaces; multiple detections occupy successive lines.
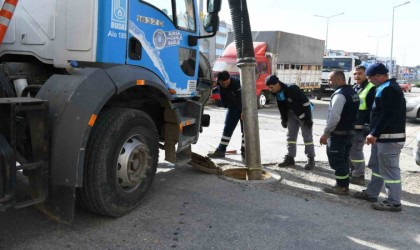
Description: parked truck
xmin=0 ymin=0 xmax=223 ymax=223
xmin=318 ymin=55 xmax=361 ymax=99
xmin=211 ymin=31 xmax=324 ymax=108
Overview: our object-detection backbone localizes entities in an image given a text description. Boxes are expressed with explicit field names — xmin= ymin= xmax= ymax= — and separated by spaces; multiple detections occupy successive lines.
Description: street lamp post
xmin=399 ymin=45 xmax=414 ymax=67
xmin=368 ymin=34 xmax=389 ymax=59
xmin=314 ymin=12 xmax=344 ymax=54
xmin=390 ymin=1 xmax=410 ymax=77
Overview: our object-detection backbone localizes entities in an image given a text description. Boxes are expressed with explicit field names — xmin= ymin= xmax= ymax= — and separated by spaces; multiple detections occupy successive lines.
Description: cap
xmin=217 ymin=71 xmax=230 ymax=81
xmin=365 ymin=63 xmax=389 ymax=76
xmin=265 ymin=75 xmax=279 ymax=86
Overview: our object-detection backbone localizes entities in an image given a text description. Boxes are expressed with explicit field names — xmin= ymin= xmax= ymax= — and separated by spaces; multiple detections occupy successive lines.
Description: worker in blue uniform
xmin=321 ymin=70 xmax=359 ymax=195
xmin=354 ymin=63 xmax=406 ymax=212
xmin=207 ymin=71 xmax=244 ymax=158
xmin=265 ymin=74 xmax=316 ymax=170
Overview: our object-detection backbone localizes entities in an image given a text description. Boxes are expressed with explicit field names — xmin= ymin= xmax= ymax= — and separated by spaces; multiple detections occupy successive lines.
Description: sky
xmin=216 ymin=0 xmax=420 ymax=67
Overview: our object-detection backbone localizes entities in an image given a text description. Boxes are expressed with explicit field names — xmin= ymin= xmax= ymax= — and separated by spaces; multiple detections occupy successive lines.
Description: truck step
xmin=181 ymin=135 xmax=196 ymax=146
xmin=180 ymin=117 xmax=197 ymax=127
xmin=17 ymin=162 xmax=43 ymax=171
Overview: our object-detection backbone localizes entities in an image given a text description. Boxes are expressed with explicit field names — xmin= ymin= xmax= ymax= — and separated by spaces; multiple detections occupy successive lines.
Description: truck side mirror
xmin=207 ymin=0 xmax=221 ymax=13
xmin=203 ymin=13 xmax=219 ymax=33
xmin=188 ymin=1 xmax=220 ymax=46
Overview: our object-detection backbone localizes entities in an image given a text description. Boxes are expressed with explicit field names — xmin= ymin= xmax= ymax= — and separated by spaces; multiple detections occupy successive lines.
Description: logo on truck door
xmin=111 ymin=0 xmax=127 ymax=30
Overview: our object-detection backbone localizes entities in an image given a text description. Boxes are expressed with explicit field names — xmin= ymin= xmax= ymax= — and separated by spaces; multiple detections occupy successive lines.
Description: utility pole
xmin=368 ymin=34 xmax=389 ymax=60
xmin=390 ymin=1 xmax=410 ymax=77
xmin=314 ymin=12 xmax=344 ymax=54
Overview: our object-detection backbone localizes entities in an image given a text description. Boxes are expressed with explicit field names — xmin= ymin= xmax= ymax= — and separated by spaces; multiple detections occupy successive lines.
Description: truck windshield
xmin=212 ymin=61 xmax=239 ymax=73
xmin=322 ymin=58 xmax=353 ymax=72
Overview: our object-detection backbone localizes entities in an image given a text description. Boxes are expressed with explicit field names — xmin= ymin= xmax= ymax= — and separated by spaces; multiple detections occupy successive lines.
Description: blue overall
xmin=365 ymin=79 xmax=406 ymax=205
xmin=216 ymin=78 xmax=244 ymax=155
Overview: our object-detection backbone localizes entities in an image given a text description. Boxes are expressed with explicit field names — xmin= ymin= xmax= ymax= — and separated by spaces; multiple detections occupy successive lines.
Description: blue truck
xmin=0 ymin=0 xmax=222 ymax=223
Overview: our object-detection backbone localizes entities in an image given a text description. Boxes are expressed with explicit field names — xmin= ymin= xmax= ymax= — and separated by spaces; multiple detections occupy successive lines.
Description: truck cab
xmin=211 ymin=42 xmax=272 ymax=109
xmin=0 ymin=0 xmax=221 ymax=223
xmin=318 ymin=56 xmax=361 ymax=99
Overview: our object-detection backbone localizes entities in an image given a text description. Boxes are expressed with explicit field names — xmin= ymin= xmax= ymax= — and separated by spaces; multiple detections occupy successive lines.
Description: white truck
xmin=318 ymin=56 xmax=361 ymax=99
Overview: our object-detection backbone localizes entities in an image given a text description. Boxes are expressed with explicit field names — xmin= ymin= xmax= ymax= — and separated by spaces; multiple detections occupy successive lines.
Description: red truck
xmin=211 ymin=31 xmax=324 ymax=108
xmin=212 ymin=42 xmax=271 ymax=108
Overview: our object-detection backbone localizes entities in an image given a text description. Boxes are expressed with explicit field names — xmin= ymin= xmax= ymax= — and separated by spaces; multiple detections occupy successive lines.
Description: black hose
xmin=227 ymin=0 xmax=255 ymax=63
xmin=21 ymin=85 xmax=42 ymax=97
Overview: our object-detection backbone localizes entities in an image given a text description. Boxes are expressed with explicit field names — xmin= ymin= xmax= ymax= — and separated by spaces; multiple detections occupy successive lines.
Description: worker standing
xmin=320 ymin=70 xmax=359 ymax=195
xmin=353 ymin=63 xmax=406 ymax=212
xmin=349 ymin=65 xmax=376 ymax=185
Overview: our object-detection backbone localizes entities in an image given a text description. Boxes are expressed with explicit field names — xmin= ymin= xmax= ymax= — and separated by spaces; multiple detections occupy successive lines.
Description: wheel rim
xmin=117 ymin=135 xmax=151 ymax=193
xmin=259 ymin=94 xmax=266 ymax=107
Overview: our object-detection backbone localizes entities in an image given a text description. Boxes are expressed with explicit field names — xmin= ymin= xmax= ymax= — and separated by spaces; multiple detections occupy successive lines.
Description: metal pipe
xmin=228 ymin=0 xmax=262 ymax=180
xmin=237 ymin=61 xmax=262 ymax=180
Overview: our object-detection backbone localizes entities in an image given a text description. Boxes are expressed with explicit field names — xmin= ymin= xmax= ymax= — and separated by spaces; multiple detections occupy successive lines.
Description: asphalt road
xmin=1 ymin=87 xmax=420 ymax=250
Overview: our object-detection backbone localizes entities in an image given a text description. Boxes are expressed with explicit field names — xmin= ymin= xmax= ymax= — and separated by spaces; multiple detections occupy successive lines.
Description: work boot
xmin=304 ymin=156 xmax=315 ymax=170
xmin=278 ymin=155 xmax=295 ymax=167
xmin=350 ymin=175 xmax=365 ymax=186
xmin=207 ymin=150 xmax=225 ymax=158
xmin=353 ymin=190 xmax=377 ymax=202
xmin=323 ymin=185 xmax=349 ymax=195
xmin=371 ymin=200 xmax=402 ymax=212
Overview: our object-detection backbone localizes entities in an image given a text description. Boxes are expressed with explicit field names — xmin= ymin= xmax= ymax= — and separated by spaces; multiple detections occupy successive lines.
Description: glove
xmin=363 ymin=124 xmax=371 ymax=137
xmin=304 ymin=119 xmax=313 ymax=129
xmin=281 ymin=120 xmax=287 ymax=128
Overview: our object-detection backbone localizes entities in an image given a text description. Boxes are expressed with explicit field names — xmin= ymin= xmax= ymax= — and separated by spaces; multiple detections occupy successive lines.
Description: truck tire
xmin=316 ymin=95 xmax=321 ymax=100
xmin=77 ymin=108 xmax=159 ymax=217
xmin=257 ymin=93 xmax=267 ymax=109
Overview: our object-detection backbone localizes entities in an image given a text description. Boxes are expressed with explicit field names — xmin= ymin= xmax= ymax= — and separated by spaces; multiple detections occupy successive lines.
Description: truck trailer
xmin=0 ymin=0 xmax=222 ymax=223
xmin=211 ymin=31 xmax=324 ymax=108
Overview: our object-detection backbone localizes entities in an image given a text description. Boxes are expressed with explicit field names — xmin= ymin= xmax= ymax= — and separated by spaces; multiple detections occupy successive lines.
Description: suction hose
xmin=227 ymin=0 xmax=255 ymax=62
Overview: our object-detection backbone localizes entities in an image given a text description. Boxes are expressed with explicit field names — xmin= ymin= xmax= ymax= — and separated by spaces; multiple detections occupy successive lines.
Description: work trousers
xmin=349 ymin=130 xmax=366 ymax=177
xmin=286 ymin=111 xmax=315 ymax=157
xmin=217 ymin=107 xmax=244 ymax=154
xmin=327 ymin=134 xmax=353 ymax=187
xmin=365 ymin=142 xmax=403 ymax=205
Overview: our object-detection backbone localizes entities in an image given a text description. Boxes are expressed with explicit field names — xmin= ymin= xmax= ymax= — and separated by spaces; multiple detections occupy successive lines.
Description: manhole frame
xmin=219 ymin=167 xmax=281 ymax=184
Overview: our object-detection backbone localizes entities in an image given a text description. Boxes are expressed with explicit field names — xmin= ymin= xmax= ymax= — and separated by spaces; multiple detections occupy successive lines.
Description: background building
xmin=199 ymin=21 xmax=232 ymax=65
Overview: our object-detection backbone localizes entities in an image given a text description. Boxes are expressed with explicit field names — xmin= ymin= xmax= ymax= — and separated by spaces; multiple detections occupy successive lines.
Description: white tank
xmin=0 ymin=0 xmax=98 ymax=68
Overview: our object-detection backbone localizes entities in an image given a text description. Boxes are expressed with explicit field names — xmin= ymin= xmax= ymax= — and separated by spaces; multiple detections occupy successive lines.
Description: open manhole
xmin=188 ymin=153 xmax=280 ymax=183
xmin=221 ymin=167 xmax=280 ymax=183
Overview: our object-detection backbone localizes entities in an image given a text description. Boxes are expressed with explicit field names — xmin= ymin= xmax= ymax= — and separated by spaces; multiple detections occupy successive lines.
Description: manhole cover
xmin=221 ymin=167 xmax=280 ymax=183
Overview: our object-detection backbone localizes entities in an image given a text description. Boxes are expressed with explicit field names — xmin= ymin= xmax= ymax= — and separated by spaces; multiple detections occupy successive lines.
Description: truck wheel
xmin=316 ymin=95 xmax=321 ymax=100
xmin=77 ymin=108 xmax=159 ymax=217
xmin=257 ymin=93 xmax=267 ymax=109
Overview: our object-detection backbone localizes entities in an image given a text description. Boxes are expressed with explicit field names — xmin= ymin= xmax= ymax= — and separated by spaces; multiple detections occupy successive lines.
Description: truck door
xmin=126 ymin=0 xmax=200 ymax=98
